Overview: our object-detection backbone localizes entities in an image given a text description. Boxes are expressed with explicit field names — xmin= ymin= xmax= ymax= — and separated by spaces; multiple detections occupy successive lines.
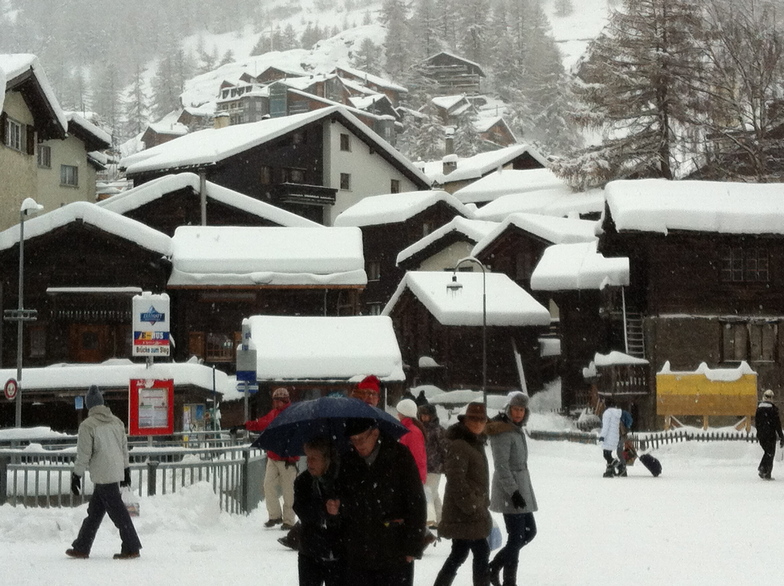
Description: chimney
xmin=442 ymin=154 xmax=458 ymax=176
xmin=214 ymin=113 xmax=230 ymax=129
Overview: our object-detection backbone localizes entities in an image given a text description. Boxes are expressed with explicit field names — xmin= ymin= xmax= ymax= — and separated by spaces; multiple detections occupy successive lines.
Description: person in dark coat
xmin=485 ymin=392 xmax=538 ymax=586
xmin=755 ymin=389 xmax=784 ymax=480
xmin=434 ymin=402 xmax=492 ymax=586
xmin=418 ymin=403 xmax=449 ymax=529
xmin=293 ymin=436 xmax=344 ymax=586
xmin=338 ymin=418 xmax=427 ymax=586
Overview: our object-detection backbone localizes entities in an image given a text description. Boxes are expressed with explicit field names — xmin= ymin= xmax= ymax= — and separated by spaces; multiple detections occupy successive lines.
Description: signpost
xmin=4 ymin=378 xmax=18 ymax=401
xmin=128 ymin=378 xmax=174 ymax=437
xmin=132 ymin=293 xmax=170 ymax=358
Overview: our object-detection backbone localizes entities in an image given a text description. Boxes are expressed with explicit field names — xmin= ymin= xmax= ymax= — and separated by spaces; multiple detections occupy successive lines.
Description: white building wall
xmin=416 ymin=241 xmax=478 ymax=272
xmin=37 ymin=135 xmax=97 ymax=211
xmin=322 ymin=119 xmax=420 ymax=226
xmin=0 ymin=92 xmax=38 ymax=231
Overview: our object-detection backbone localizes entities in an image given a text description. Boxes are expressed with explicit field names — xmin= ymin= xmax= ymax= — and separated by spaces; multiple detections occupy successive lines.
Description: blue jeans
xmin=436 ymin=537 xmax=490 ymax=583
xmin=491 ymin=513 xmax=536 ymax=583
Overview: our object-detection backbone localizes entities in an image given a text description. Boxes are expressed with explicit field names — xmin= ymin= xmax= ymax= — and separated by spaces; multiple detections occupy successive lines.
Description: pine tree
xmin=411 ymin=0 xmax=441 ymax=61
xmin=457 ymin=0 xmax=489 ymax=65
xmin=121 ymin=62 xmax=150 ymax=143
xmin=352 ymin=38 xmax=383 ymax=75
xmin=552 ymin=0 xmax=705 ymax=189
xmin=453 ymin=107 xmax=483 ymax=156
xmin=381 ymin=0 xmax=412 ymax=80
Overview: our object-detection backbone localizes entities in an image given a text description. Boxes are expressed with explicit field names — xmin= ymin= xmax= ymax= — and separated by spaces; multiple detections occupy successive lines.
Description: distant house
xmin=474 ymin=116 xmax=517 ymax=149
xmin=397 ymin=217 xmax=498 ymax=273
xmin=421 ymin=143 xmax=548 ymax=194
xmin=98 ymin=172 xmax=320 ymax=236
xmin=121 ymin=106 xmax=430 ymax=226
xmin=167 ymin=226 xmax=366 ymax=365
xmin=214 ymin=81 xmax=268 ymax=125
xmin=430 ymin=94 xmax=474 ymax=126
xmin=453 ymin=167 xmax=563 ymax=207
xmin=141 ymin=121 xmax=188 ymax=149
xmin=176 ymin=106 xmax=213 ymax=131
xmin=334 ymin=190 xmax=472 ymax=315
xmin=416 ymin=52 xmax=486 ymax=96
xmin=383 ymin=271 xmax=551 ymax=391
xmin=333 ymin=65 xmax=408 ymax=107
xmin=0 ymin=53 xmax=68 ymax=230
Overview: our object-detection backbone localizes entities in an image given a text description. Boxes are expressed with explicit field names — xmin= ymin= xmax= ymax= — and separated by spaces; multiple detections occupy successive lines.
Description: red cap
xmin=357 ymin=375 xmax=380 ymax=394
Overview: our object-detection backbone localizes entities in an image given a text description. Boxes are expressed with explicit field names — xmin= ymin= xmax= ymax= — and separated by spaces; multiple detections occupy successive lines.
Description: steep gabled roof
xmin=64 ymin=112 xmax=112 ymax=151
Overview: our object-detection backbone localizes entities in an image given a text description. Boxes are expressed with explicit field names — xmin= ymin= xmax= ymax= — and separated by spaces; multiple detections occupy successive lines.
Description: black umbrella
xmin=251 ymin=395 xmax=408 ymax=457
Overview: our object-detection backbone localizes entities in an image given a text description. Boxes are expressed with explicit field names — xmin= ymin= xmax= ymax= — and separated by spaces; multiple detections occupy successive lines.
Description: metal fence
xmin=0 ymin=432 xmax=266 ymax=514
xmin=527 ymin=428 xmax=758 ymax=450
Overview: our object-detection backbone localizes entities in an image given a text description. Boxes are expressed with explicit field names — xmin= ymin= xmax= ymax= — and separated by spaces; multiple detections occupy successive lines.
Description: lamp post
xmin=446 ymin=256 xmax=487 ymax=407
xmin=4 ymin=198 xmax=43 ymax=427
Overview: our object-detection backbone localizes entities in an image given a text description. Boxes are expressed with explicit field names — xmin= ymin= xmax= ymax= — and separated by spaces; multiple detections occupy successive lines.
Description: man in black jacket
xmin=755 ymin=389 xmax=784 ymax=480
xmin=338 ymin=418 xmax=426 ymax=586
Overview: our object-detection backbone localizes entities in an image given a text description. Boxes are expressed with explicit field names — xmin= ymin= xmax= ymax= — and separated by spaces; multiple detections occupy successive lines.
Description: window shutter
xmin=0 ymin=112 xmax=6 ymax=146
xmin=26 ymin=125 xmax=35 ymax=155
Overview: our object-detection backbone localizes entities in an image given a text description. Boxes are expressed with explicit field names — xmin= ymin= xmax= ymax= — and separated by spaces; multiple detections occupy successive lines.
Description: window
xmin=720 ymin=247 xmax=769 ymax=282
xmin=367 ymin=260 xmax=381 ymax=281
xmin=366 ymin=303 xmax=383 ymax=316
xmin=4 ymin=117 xmax=23 ymax=151
xmin=285 ymin=168 xmax=306 ymax=183
xmin=340 ymin=173 xmax=351 ymax=190
xmin=37 ymin=144 xmax=51 ymax=168
xmin=722 ymin=320 xmax=777 ymax=362
xmin=340 ymin=133 xmax=351 ymax=151
xmin=390 ymin=179 xmax=400 ymax=193
xmin=29 ymin=325 xmax=46 ymax=358
xmin=260 ymin=165 xmax=272 ymax=184
xmin=206 ymin=332 xmax=235 ymax=362
xmin=60 ymin=165 xmax=78 ymax=187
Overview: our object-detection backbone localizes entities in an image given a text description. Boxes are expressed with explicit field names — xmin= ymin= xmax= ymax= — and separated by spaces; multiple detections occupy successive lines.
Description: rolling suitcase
xmin=639 ymin=453 xmax=662 ymax=477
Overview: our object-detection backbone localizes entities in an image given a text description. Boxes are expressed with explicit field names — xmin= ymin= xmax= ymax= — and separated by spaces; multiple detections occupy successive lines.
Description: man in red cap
xmin=351 ymin=375 xmax=381 ymax=407
xmin=234 ymin=387 xmax=299 ymax=529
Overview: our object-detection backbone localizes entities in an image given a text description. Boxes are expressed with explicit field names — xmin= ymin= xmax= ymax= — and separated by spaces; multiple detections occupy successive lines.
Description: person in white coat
xmin=66 ymin=385 xmax=141 ymax=559
xmin=599 ymin=399 xmax=623 ymax=478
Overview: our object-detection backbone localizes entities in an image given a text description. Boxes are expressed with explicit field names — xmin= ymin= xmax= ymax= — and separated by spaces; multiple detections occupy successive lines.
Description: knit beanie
xmin=85 ymin=385 xmax=104 ymax=409
xmin=396 ymin=398 xmax=418 ymax=419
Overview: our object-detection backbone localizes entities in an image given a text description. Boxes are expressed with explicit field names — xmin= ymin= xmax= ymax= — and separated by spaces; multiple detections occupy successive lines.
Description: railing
xmin=0 ymin=432 xmax=266 ymax=514
xmin=527 ymin=428 xmax=758 ymax=451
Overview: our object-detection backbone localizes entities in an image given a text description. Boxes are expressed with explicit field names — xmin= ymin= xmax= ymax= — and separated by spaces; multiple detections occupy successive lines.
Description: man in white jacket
xmin=66 ymin=385 xmax=142 ymax=559
xmin=599 ymin=400 xmax=623 ymax=478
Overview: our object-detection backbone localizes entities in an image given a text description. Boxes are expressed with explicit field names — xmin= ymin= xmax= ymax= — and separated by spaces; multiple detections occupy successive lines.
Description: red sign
xmin=128 ymin=379 xmax=174 ymax=436
xmin=4 ymin=378 xmax=17 ymax=401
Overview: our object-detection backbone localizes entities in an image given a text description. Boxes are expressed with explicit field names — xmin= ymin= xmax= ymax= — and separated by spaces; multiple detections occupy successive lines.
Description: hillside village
xmin=3 ymin=1 xmax=784 ymax=436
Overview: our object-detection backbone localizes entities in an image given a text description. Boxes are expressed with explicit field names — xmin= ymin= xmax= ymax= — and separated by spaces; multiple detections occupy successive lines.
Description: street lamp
xmin=446 ymin=256 xmax=487 ymax=407
xmin=4 ymin=198 xmax=43 ymax=427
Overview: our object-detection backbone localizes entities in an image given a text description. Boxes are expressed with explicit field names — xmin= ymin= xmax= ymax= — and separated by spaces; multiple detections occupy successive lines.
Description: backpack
xmin=620 ymin=410 xmax=633 ymax=436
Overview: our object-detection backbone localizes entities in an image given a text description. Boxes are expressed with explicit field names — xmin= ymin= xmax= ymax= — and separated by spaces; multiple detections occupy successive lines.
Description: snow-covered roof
xmin=334 ymin=190 xmax=471 ymax=227
xmin=0 ymin=53 xmax=68 ymax=133
xmin=168 ymin=226 xmax=366 ymax=287
xmin=424 ymin=144 xmax=548 ymax=186
xmin=397 ymin=217 xmax=499 ymax=265
xmin=348 ymin=94 xmax=388 ymax=110
xmin=147 ymin=121 xmax=189 ymax=136
xmin=605 ymin=179 xmax=784 ymax=235
xmin=0 ymin=358 xmax=231 ymax=394
xmin=247 ymin=315 xmax=405 ymax=382
xmin=658 ymin=359 xmax=755 ymax=380
xmin=121 ymin=106 xmax=429 ymax=187
xmin=383 ymin=271 xmax=551 ymax=327
xmin=0 ymin=201 xmax=172 ymax=256
xmin=475 ymin=186 xmax=605 ymax=221
xmin=65 ymin=112 xmax=112 ymax=148
xmin=453 ymin=168 xmax=565 ymax=205
xmin=334 ymin=65 xmax=408 ymax=92
xmin=594 ymin=351 xmax=649 ymax=366
xmin=472 ymin=213 xmax=598 ymax=257
xmin=530 ymin=240 xmax=629 ymax=291
xmin=432 ymin=94 xmax=469 ymax=111
xmin=422 ymin=51 xmax=486 ymax=76
xmin=98 ymin=173 xmax=320 ymax=228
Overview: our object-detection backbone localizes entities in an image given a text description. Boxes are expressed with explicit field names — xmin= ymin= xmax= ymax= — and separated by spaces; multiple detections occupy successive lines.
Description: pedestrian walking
xmin=418 ymin=403 xmax=448 ymax=530
xmin=599 ymin=399 xmax=623 ymax=478
xmin=66 ymin=385 xmax=142 ymax=560
xmin=755 ymin=389 xmax=784 ymax=480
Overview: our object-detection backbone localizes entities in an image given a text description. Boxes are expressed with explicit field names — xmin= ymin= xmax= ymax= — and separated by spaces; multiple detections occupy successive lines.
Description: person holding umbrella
xmin=339 ymin=417 xmax=427 ymax=586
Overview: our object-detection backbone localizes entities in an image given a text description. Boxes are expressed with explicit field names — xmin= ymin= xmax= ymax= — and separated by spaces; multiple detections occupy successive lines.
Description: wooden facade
xmin=417 ymin=52 xmax=486 ymax=96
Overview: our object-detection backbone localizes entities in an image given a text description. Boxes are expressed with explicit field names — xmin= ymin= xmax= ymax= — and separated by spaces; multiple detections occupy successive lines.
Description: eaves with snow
xmin=397 ymin=216 xmax=499 ymax=266
xmin=98 ymin=172 xmax=320 ymax=228
xmin=247 ymin=315 xmax=405 ymax=382
xmin=167 ymin=225 xmax=366 ymax=287
xmin=422 ymin=144 xmax=548 ymax=187
xmin=383 ymin=271 xmax=551 ymax=327
xmin=530 ymin=240 xmax=629 ymax=292
xmin=474 ymin=185 xmax=605 ymax=221
xmin=454 ymin=167 xmax=566 ymax=205
xmin=333 ymin=189 xmax=472 ymax=228
xmin=604 ymin=178 xmax=784 ymax=235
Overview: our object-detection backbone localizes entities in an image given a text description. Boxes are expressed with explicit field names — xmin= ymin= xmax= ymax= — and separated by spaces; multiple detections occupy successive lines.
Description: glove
xmin=598 ymin=436 xmax=604 ymax=442
xmin=120 ymin=467 xmax=131 ymax=488
xmin=511 ymin=490 xmax=526 ymax=509
xmin=71 ymin=473 xmax=81 ymax=496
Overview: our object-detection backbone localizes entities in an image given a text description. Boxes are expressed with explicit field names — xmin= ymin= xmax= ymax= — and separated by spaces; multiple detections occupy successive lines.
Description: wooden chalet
xmin=383 ymin=271 xmax=551 ymax=391
xmin=333 ymin=66 xmax=408 ymax=107
xmin=141 ymin=122 xmax=188 ymax=149
xmin=397 ymin=217 xmax=498 ymax=273
xmin=121 ymin=107 xmax=430 ymax=226
xmin=98 ymin=172 xmax=320 ymax=236
xmin=475 ymin=116 xmax=517 ymax=149
xmin=416 ymin=52 xmax=486 ymax=96
xmin=596 ymin=179 xmax=784 ymax=426
xmin=334 ymin=190 xmax=471 ymax=315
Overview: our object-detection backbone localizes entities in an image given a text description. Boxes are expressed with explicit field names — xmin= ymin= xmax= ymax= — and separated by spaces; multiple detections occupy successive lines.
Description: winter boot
xmin=617 ymin=463 xmax=628 ymax=477
xmin=603 ymin=464 xmax=615 ymax=478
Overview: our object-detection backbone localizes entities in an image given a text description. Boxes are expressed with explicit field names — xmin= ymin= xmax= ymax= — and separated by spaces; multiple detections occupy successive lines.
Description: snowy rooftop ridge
xmin=334 ymin=190 xmax=472 ymax=227
xmin=530 ymin=240 xmax=629 ymax=291
xmin=396 ymin=217 xmax=499 ymax=266
xmin=658 ymin=360 xmax=756 ymax=381
xmin=0 ymin=201 xmax=172 ymax=256
xmin=65 ymin=112 xmax=112 ymax=147
xmin=423 ymin=144 xmax=548 ymax=186
xmin=0 ymin=53 xmax=68 ymax=133
xmin=383 ymin=271 xmax=551 ymax=327
xmin=453 ymin=167 xmax=564 ymax=205
xmin=248 ymin=315 xmax=404 ymax=381
xmin=98 ymin=173 xmax=320 ymax=228
xmin=474 ymin=186 xmax=605 ymax=221
xmin=168 ymin=226 xmax=366 ymax=287
xmin=605 ymin=178 xmax=784 ymax=235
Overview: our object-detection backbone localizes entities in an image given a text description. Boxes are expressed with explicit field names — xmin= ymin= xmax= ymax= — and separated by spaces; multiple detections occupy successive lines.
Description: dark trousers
xmin=345 ymin=561 xmax=414 ymax=586
xmin=72 ymin=482 xmax=142 ymax=555
xmin=491 ymin=513 xmax=536 ymax=584
xmin=759 ymin=436 xmax=777 ymax=476
xmin=436 ymin=537 xmax=490 ymax=583
xmin=298 ymin=554 xmax=345 ymax=586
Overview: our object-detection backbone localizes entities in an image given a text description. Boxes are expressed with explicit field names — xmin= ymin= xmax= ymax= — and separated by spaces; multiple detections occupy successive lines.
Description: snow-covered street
xmin=3 ymin=426 xmax=781 ymax=586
